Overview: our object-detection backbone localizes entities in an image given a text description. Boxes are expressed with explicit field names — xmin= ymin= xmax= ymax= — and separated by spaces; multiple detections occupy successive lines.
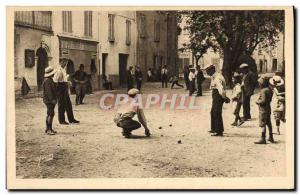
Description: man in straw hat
xmin=113 ymin=88 xmax=151 ymax=138
xmin=240 ymin=63 xmax=257 ymax=121
xmin=54 ymin=58 xmax=80 ymax=125
xmin=42 ymin=66 xmax=57 ymax=135
xmin=205 ymin=65 xmax=230 ymax=136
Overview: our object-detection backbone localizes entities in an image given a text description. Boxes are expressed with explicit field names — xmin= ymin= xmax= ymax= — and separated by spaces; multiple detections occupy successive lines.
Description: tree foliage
xmin=182 ymin=10 xmax=284 ymax=82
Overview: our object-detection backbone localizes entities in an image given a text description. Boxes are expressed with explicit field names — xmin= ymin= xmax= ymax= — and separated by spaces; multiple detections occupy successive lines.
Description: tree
xmin=183 ymin=10 xmax=284 ymax=83
xmin=179 ymin=37 xmax=214 ymax=66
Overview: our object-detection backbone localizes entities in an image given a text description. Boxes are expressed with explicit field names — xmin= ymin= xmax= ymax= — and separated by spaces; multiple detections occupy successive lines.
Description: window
xmin=108 ymin=14 xmax=115 ymax=42
xmin=84 ymin=11 xmax=93 ymax=37
xmin=154 ymin=20 xmax=160 ymax=42
xmin=15 ymin=11 xmax=52 ymax=31
xmin=139 ymin=14 xmax=146 ymax=38
xmin=126 ymin=20 xmax=131 ymax=45
xmin=62 ymin=11 xmax=72 ymax=33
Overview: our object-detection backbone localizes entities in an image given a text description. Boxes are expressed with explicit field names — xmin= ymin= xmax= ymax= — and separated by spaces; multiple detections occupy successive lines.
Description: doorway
xmin=102 ymin=53 xmax=108 ymax=76
xmin=36 ymin=47 xmax=48 ymax=91
xmin=119 ymin=54 xmax=128 ymax=86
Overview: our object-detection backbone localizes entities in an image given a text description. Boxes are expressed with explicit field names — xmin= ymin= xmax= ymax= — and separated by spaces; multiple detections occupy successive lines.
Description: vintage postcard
xmin=6 ymin=6 xmax=294 ymax=189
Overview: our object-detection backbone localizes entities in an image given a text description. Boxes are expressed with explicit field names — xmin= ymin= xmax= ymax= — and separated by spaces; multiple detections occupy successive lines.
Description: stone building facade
xmin=14 ymin=10 xmax=179 ymax=95
xmin=136 ymin=11 xmax=179 ymax=79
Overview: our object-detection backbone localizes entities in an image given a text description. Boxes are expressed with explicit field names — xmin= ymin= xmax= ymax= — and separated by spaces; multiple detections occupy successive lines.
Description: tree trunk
xmin=222 ymin=45 xmax=233 ymax=87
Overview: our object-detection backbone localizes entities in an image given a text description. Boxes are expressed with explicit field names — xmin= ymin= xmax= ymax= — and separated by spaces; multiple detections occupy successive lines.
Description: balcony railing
xmin=14 ymin=11 xmax=52 ymax=32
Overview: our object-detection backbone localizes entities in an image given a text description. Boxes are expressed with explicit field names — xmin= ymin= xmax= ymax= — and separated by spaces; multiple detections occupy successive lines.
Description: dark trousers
xmin=171 ymin=81 xmax=184 ymax=89
xmin=184 ymin=78 xmax=189 ymax=90
xmin=127 ymin=81 xmax=134 ymax=91
xmin=197 ymin=83 xmax=203 ymax=96
xmin=75 ymin=83 xmax=86 ymax=104
xmin=136 ymin=80 xmax=142 ymax=91
xmin=243 ymin=95 xmax=252 ymax=119
xmin=118 ymin=118 xmax=141 ymax=133
xmin=57 ymin=83 xmax=75 ymax=123
xmin=189 ymin=80 xmax=195 ymax=96
xmin=104 ymin=82 xmax=113 ymax=90
xmin=161 ymin=75 xmax=168 ymax=88
xmin=211 ymin=89 xmax=224 ymax=134
xmin=45 ymin=103 xmax=55 ymax=130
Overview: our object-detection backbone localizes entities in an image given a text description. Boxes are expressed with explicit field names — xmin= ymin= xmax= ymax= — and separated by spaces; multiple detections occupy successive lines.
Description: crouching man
xmin=114 ymin=88 xmax=151 ymax=138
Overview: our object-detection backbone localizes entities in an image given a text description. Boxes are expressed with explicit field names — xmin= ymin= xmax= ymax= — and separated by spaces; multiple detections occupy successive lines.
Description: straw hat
xmin=269 ymin=75 xmax=284 ymax=86
xmin=128 ymin=88 xmax=140 ymax=96
xmin=44 ymin=66 xmax=56 ymax=77
xmin=239 ymin=63 xmax=249 ymax=69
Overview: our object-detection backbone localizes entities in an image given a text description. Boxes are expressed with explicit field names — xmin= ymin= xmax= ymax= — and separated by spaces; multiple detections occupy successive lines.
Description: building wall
xmin=252 ymin=33 xmax=284 ymax=73
xmin=14 ymin=11 xmax=54 ymax=94
xmin=98 ymin=11 xmax=137 ymax=87
xmin=136 ymin=11 xmax=178 ymax=79
xmin=52 ymin=11 xmax=100 ymax=89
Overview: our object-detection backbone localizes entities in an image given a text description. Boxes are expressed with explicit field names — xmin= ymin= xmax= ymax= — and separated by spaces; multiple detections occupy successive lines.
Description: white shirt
xmin=210 ymin=72 xmax=226 ymax=98
xmin=53 ymin=67 xmax=69 ymax=83
xmin=161 ymin=68 xmax=168 ymax=75
xmin=147 ymin=70 xmax=152 ymax=77
xmin=188 ymin=71 xmax=196 ymax=81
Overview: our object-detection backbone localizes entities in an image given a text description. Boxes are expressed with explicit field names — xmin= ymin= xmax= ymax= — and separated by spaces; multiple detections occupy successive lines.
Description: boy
xmin=231 ymin=72 xmax=244 ymax=126
xmin=269 ymin=75 xmax=285 ymax=135
xmin=43 ymin=66 xmax=57 ymax=135
xmin=255 ymin=77 xmax=274 ymax=144
xmin=114 ymin=88 xmax=151 ymax=138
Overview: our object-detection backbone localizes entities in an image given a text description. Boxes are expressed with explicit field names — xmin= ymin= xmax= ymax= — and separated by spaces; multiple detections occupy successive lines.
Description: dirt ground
xmin=15 ymin=83 xmax=286 ymax=178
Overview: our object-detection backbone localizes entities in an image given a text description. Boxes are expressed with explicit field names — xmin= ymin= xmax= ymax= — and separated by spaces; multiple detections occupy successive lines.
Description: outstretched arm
xmin=137 ymin=108 xmax=150 ymax=136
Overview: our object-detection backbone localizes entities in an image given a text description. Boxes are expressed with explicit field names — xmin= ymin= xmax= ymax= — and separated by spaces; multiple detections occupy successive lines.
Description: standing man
xmin=147 ymin=68 xmax=153 ymax=82
xmin=183 ymin=65 xmax=190 ymax=90
xmin=54 ymin=58 xmax=80 ymax=125
xmin=161 ymin=65 xmax=168 ymax=88
xmin=205 ymin=65 xmax=230 ymax=136
xmin=196 ymin=65 xmax=205 ymax=96
xmin=188 ymin=67 xmax=196 ymax=96
xmin=74 ymin=64 xmax=88 ymax=105
xmin=135 ymin=66 xmax=143 ymax=91
xmin=127 ymin=66 xmax=134 ymax=91
xmin=240 ymin=63 xmax=257 ymax=121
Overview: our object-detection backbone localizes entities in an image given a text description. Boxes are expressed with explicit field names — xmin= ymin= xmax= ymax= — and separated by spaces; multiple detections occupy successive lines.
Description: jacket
xmin=242 ymin=71 xmax=257 ymax=96
xmin=43 ymin=77 xmax=57 ymax=105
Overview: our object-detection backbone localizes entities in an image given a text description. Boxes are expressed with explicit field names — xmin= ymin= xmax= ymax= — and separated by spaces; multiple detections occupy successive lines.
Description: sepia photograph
xmin=6 ymin=6 xmax=294 ymax=189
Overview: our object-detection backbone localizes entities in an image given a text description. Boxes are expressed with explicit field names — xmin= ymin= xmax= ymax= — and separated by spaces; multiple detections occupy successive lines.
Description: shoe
xmin=254 ymin=139 xmax=266 ymax=144
xmin=122 ymin=131 xmax=132 ymax=138
xmin=45 ymin=130 xmax=56 ymax=135
xmin=255 ymin=133 xmax=266 ymax=144
xmin=211 ymin=133 xmax=223 ymax=136
xmin=52 ymin=130 xmax=57 ymax=134
xmin=231 ymin=122 xmax=238 ymax=126
xmin=70 ymin=120 xmax=80 ymax=124
xmin=145 ymin=130 xmax=151 ymax=137
xmin=268 ymin=137 xmax=275 ymax=143
xmin=208 ymin=130 xmax=215 ymax=133
xmin=60 ymin=121 xmax=69 ymax=125
xmin=238 ymin=120 xmax=245 ymax=126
